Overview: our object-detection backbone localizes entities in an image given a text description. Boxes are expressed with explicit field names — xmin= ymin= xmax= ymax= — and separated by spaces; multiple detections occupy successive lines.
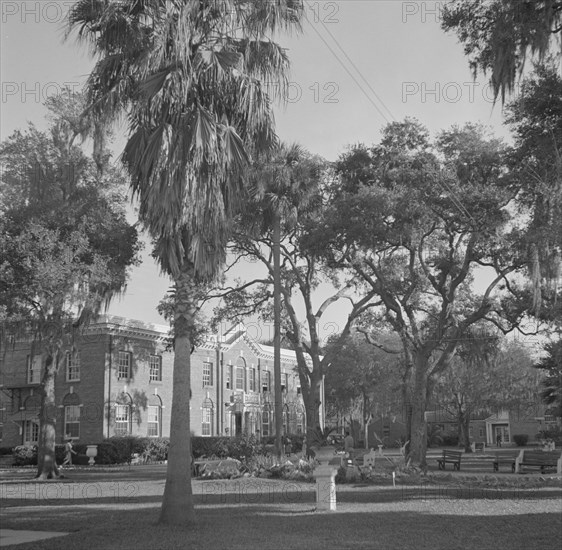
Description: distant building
xmin=0 ymin=316 xmax=306 ymax=447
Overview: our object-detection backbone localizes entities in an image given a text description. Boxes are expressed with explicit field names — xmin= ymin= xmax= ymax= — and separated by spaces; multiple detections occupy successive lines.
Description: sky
xmin=1 ymin=1 xmax=517 ymax=340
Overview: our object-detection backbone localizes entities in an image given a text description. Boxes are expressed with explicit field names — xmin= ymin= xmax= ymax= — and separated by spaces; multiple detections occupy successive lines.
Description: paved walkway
xmin=0 ymin=529 xmax=68 ymax=547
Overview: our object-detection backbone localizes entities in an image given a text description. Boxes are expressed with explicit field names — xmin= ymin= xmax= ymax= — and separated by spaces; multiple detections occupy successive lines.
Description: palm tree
xmin=246 ymin=143 xmax=321 ymax=457
xmin=68 ymin=0 xmax=304 ymax=525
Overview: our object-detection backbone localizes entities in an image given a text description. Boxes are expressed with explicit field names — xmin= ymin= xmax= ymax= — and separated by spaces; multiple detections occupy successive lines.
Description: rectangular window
xmin=147 ymin=406 xmax=160 ymax=437
xmin=115 ymin=405 xmax=130 ymax=436
xmin=66 ymin=352 xmax=80 ymax=382
xmin=23 ymin=420 xmax=39 ymax=445
xmin=296 ymin=385 xmax=301 ymax=395
xmin=262 ymin=370 xmax=270 ymax=392
xmin=201 ymin=407 xmax=212 ymax=436
xmin=235 ymin=367 xmax=245 ymax=391
xmin=262 ymin=412 xmax=270 ymax=437
xmin=281 ymin=373 xmax=289 ymax=392
xmin=479 ymin=427 xmax=485 ymax=438
xmin=64 ymin=405 xmax=81 ymax=439
xmin=117 ymin=351 xmax=131 ymax=380
xmin=203 ymin=362 xmax=213 ymax=387
xmin=149 ymin=355 xmax=162 ymax=382
xmin=226 ymin=365 xmax=232 ymax=389
xmin=469 ymin=425 xmax=474 ymax=437
xmin=249 ymin=368 xmax=256 ymax=392
xmin=383 ymin=424 xmax=391 ymax=437
xmin=26 ymin=355 xmax=41 ymax=384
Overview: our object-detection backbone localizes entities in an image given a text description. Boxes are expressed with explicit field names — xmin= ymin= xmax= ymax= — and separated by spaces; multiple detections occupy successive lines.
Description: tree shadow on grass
xmin=1 ymin=504 xmax=561 ymax=550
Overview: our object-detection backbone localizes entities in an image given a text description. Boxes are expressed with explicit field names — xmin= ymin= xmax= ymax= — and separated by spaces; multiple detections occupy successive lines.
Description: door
xmin=494 ymin=425 xmax=510 ymax=445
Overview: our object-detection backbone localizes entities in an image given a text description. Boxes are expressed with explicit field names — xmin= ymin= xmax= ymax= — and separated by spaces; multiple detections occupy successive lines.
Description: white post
xmin=313 ymin=447 xmax=339 ymax=512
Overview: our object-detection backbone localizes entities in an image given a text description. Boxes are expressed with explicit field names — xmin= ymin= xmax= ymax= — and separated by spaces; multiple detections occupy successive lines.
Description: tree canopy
xmin=442 ymin=0 xmax=562 ymax=103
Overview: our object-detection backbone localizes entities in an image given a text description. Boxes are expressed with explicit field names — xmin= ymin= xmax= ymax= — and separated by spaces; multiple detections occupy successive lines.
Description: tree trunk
xmin=407 ymin=357 xmax=429 ymax=468
xmin=458 ymin=410 xmax=471 ymax=452
xmin=159 ymin=263 xmax=196 ymax=525
xmin=273 ymin=214 xmax=283 ymax=460
xmin=36 ymin=350 xmax=61 ymax=480
xmin=304 ymin=372 xmax=323 ymax=449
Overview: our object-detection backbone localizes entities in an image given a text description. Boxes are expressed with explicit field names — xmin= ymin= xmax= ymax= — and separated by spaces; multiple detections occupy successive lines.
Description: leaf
xmin=221 ymin=125 xmax=249 ymax=168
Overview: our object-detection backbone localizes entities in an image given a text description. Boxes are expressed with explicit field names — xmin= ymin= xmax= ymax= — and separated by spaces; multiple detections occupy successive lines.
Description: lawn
xmin=1 ymin=466 xmax=561 ymax=550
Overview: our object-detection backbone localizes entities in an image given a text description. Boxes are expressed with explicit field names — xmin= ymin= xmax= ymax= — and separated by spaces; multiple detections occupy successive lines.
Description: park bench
xmin=493 ymin=451 xmax=519 ymax=472
xmin=514 ymin=449 xmax=562 ymax=474
xmin=437 ymin=450 xmax=462 ymax=471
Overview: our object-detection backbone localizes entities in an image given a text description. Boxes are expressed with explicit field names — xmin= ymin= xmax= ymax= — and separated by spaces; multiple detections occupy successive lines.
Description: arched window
xmin=201 ymin=397 xmax=214 ymax=436
xmin=147 ymin=395 xmax=163 ymax=437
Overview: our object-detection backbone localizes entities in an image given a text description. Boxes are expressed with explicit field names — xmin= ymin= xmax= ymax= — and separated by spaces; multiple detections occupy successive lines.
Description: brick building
xmin=0 ymin=316 xmax=306 ymax=447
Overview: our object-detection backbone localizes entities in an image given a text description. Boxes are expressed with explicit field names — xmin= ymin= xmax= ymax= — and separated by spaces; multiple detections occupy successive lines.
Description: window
xmin=147 ymin=405 xmax=160 ymax=437
xmin=149 ymin=355 xmax=162 ymax=382
xmin=383 ymin=424 xmax=390 ymax=437
xmin=249 ymin=368 xmax=256 ymax=392
xmin=66 ymin=352 xmax=80 ymax=382
xmin=26 ymin=355 xmax=41 ymax=384
xmin=296 ymin=385 xmax=301 ymax=395
xmin=281 ymin=373 xmax=289 ymax=392
xmin=262 ymin=370 xmax=270 ymax=392
xmin=262 ymin=411 xmax=270 ymax=437
xmin=23 ymin=420 xmax=39 ymax=445
xmin=201 ymin=407 xmax=212 ymax=436
xmin=479 ymin=427 xmax=485 ymax=438
xmin=115 ymin=405 xmax=130 ymax=435
xmin=469 ymin=425 xmax=474 ymax=437
xmin=117 ymin=352 xmax=131 ymax=379
xmin=202 ymin=362 xmax=213 ymax=387
xmin=235 ymin=367 xmax=245 ymax=391
xmin=226 ymin=365 xmax=232 ymax=389
xmin=64 ymin=405 xmax=81 ymax=439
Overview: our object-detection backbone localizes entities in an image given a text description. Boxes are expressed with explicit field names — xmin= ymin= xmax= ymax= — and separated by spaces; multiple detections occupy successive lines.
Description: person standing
xmin=344 ymin=430 xmax=355 ymax=465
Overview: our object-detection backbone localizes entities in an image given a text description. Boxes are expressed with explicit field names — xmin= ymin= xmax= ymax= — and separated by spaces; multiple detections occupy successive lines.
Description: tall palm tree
xmin=247 ymin=143 xmax=321 ymax=457
xmin=68 ymin=0 xmax=304 ymax=525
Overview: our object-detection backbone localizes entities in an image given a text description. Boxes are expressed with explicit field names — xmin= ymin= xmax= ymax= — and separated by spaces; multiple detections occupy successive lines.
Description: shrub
xmin=192 ymin=435 xmax=265 ymax=461
xmin=513 ymin=434 xmax=529 ymax=447
xmin=142 ymin=438 xmax=169 ymax=462
xmin=13 ymin=445 xmax=37 ymax=466
xmin=537 ymin=426 xmax=562 ymax=446
xmin=441 ymin=434 xmax=459 ymax=446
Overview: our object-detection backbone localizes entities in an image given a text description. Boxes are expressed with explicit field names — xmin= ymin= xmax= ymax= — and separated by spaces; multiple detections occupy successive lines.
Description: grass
xmin=1 ymin=465 xmax=561 ymax=550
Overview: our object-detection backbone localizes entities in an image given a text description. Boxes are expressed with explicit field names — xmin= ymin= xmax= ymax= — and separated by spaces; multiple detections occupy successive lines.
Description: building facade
xmin=0 ymin=316 xmax=306 ymax=447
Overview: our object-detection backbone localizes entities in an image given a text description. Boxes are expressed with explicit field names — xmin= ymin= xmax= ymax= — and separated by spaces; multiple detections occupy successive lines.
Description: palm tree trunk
xmin=159 ymin=262 xmax=196 ymax=525
xmin=273 ymin=213 xmax=283 ymax=460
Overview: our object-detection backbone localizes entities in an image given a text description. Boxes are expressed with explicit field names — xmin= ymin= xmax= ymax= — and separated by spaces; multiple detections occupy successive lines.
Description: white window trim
xmin=64 ymin=405 xmax=81 ymax=439
xmin=65 ymin=352 xmax=81 ymax=382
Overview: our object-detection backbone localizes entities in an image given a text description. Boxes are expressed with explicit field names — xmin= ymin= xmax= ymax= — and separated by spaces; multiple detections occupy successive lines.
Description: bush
xmin=192 ymin=435 xmax=265 ymax=461
xmin=537 ymin=426 xmax=562 ymax=446
xmin=441 ymin=434 xmax=459 ymax=447
xmin=13 ymin=445 xmax=37 ymax=466
xmin=513 ymin=434 xmax=529 ymax=447
xmin=142 ymin=437 xmax=169 ymax=462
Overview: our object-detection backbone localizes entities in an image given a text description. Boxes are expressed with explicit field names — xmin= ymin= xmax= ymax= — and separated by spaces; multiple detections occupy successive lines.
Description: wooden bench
xmin=515 ymin=450 xmax=562 ymax=474
xmin=493 ymin=452 xmax=519 ymax=472
xmin=437 ymin=450 xmax=462 ymax=471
